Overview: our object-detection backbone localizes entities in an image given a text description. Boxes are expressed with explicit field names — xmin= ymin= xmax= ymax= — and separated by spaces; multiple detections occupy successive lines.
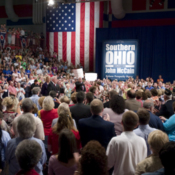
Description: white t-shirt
xmin=5 ymin=57 xmax=10 ymax=62
xmin=16 ymin=87 xmax=25 ymax=100
xmin=106 ymin=131 xmax=147 ymax=175
xmin=36 ymin=69 xmax=42 ymax=75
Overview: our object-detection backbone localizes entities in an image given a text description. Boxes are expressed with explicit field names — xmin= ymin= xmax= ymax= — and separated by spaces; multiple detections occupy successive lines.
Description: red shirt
xmin=16 ymin=169 xmax=39 ymax=175
xmin=48 ymin=129 xmax=82 ymax=155
xmin=40 ymin=109 xmax=58 ymax=136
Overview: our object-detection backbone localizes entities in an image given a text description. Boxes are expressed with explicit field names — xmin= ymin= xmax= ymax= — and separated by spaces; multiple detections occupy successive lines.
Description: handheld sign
xmin=85 ymin=73 xmax=97 ymax=81
xmin=72 ymin=68 xmax=84 ymax=78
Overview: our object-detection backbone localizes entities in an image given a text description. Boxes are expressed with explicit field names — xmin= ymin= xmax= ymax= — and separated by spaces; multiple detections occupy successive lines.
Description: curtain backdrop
xmin=96 ymin=26 xmax=175 ymax=82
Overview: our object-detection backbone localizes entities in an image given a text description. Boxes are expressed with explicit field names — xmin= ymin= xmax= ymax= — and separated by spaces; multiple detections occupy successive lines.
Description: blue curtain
xmin=96 ymin=26 xmax=175 ymax=82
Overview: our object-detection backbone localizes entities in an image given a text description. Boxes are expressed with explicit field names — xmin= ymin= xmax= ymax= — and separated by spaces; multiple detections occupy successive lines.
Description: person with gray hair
xmin=143 ymin=100 xmax=164 ymax=131
xmin=15 ymin=140 xmax=42 ymax=175
xmin=30 ymin=87 xmax=41 ymax=110
xmin=12 ymin=98 xmax=44 ymax=140
xmin=6 ymin=113 xmax=47 ymax=175
xmin=47 ymin=76 xmax=60 ymax=95
xmin=156 ymin=89 xmax=174 ymax=119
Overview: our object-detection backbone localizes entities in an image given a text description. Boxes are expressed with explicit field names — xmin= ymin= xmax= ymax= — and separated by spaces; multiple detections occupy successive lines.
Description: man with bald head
xmin=125 ymin=90 xmax=141 ymax=111
xmin=78 ymin=99 xmax=115 ymax=149
xmin=143 ymin=99 xmax=164 ymax=130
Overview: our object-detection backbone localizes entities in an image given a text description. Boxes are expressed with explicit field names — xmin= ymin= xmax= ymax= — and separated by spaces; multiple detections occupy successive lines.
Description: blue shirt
xmin=1 ymin=130 xmax=11 ymax=162
xmin=30 ymin=95 xmax=41 ymax=110
xmin=142 ymin=168 xmax=164 ymax=175
xmin=25 ymin=70 xmax=31 ymax=77
xmin=163 ymin=114 xmax=175 ymax=141
xmin=134 ymin=124 xmax=156 ymax=156
xmin=145 ymin=86 xmax=154 ymax=91
xmin=6 ymin=137 xmax=47 ymax=175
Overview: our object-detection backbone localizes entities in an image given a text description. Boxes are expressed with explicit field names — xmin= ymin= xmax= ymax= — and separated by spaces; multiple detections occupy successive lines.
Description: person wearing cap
xmin=156 ymin=89 xmax=175 ymax=119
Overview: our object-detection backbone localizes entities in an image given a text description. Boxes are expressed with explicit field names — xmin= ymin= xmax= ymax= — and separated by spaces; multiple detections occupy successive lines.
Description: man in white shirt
xmin=106 ymin=111 xmax=147 ymax=175
xmin=16 ymin=83 xmax=25 ymax=100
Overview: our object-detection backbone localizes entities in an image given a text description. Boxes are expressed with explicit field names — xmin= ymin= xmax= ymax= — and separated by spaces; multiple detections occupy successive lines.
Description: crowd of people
xmin=0 ymin=24 xmax=44 ymax=49
xmin=0 ymin=47 xmax=175 ymax=175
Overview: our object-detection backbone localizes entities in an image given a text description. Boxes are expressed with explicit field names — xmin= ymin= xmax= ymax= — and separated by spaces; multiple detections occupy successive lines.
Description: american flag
xmin=46 ymin=2 xmax=104 ymax=72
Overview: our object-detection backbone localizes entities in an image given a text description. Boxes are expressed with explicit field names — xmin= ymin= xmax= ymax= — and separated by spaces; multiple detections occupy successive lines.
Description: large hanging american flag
xmin=46 ymin=2 xmax=104 ymax=72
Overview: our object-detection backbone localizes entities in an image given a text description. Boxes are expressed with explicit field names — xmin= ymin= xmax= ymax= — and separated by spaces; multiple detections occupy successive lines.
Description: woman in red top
xmin=48 ymin=106 xmax=81 ymax=155
xmin=39 ymin=96 xmax=58 ymax=146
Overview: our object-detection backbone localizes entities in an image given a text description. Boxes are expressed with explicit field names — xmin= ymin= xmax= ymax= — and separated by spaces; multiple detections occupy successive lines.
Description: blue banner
xmin=102 ymin=40 xmax=138 ymax=81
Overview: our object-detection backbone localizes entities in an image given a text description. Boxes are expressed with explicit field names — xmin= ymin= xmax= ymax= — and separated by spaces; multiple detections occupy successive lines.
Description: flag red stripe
xmin=99 ymin=2 xmax=104 ymax=28
xmin=54 ymin=32 xmax=58 ymax=54
xmin=112 ymin=18 xmax=175 ymax=28
xmin=62 ymin=32 xmax=67 ymax=61
xmin=71 ymin=32 xmax=76 ymax=66
xmin=132 ymin=0 xmax=147 ymax=11
xmin=109 ymin=1 xmax=112 ymax=14
xmin=149 ymin=0 xmax=164 ymax=10
xmin=80 ymin=3 xmax=85 ymax=68
xmin=46 ymin=32 xmax=50 ymax=53
xmin=0 ymin=5 xmax=32 ymax=18
xmin=89 ymin=2 xmax=94 ymax=72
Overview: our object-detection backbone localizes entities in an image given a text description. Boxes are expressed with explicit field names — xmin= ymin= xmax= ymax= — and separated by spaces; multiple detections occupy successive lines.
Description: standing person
xmin=135 ymin=130 xmax=169 ymax=175
xmin=38 ymin=96 xmax=58 ymax=147
xmin=48 ymin=108 xmax=81 ymax=155
xmin=64 ymin=84 xmax=72 ymax=99
xmin=160 ymin=101 xmax=175 ymax=141
xmin=102 ymin=95 xmax=127 ymax=135
xmin=106 ymin=111 xmax=147 ymax=175
xmin=70 ymin=92 xmax=91 ymax=129
xmin=47 ymin=76 xmax=60 ymax=95
xmin=79 ymin=99 xmax=115 ymax=149
xmin=15 ymin=140 xmax=42 ymax=175
xmin=6 ymin=113 xmax=47 ymax=175
xmin=134 ymin=108 xmax=156 ymax=156
xmin=75 ymin=141 xmax=108 ymax=175
xmin=156 ymin=89 xmax=174 ymax=119
xmin=31 ymin=80 xmax=40 ymax=91
xmin=75 ymin=78 xmax=86 ymax=92
xmin=16 ymin=83 xmax=25 ymax=101
xmin=48 ymin=129 xmax=79 ymax=175
xmin=41 ymin=76 xmax=50 ymax=96
xmin=30 ymin=87 xmax=41 ymax=110
xmin=0 ymin=125 xmax=11 ymax=173
xmin=12 ymin=98 xmax=45 ymax=141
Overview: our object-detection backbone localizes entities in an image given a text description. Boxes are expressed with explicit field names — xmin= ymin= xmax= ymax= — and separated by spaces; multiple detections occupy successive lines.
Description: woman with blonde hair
xmin=48 ymin=103 xmax=81 ymax=155
xmin=39 ymin=96 xmax=58 ymax=146
xmin=135 ymin=130 xmax=169 ymax=175
xmin=2 ymin=96 xmax=21 ymax=134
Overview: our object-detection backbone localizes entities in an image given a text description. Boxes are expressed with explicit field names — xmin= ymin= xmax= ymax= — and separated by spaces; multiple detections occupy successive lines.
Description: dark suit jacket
xmin=75 ymin=82 xmax=86 ymax=92
xmin=70 ymin=103 xmax=91 ymax=129
xmin=47 ymin=81 xmax=60 ymax=94
xmin=156 ymin=100 xmax=174 ymax=119
xmin=148 ymin=111 xmax=164 ymax=131
xmin=79 ymin=115 xmax=116 ymax=149
xmin=104 ymin=101 xmax=110 ymax=108
xmin=41 ymin=82 xmax=49 ymax=96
